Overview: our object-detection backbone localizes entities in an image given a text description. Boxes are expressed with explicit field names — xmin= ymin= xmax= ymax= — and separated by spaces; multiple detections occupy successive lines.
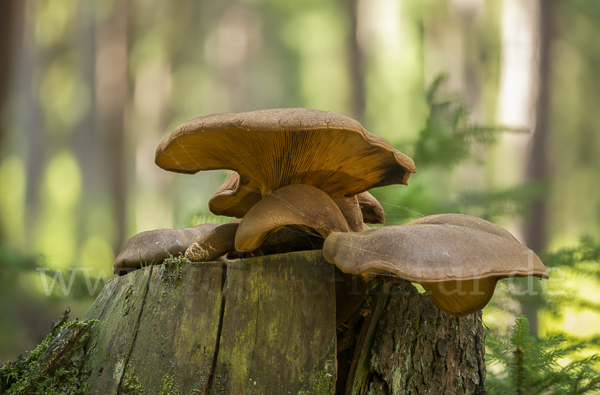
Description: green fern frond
xmin=487 ymin=315 xmax=600 ymax=394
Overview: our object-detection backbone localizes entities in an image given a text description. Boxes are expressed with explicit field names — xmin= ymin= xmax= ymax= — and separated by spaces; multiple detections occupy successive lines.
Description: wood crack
xmin=203 ymin=263 xmax=228 ymax=395
xmin=116 ymin=266 xmax=153 ymax=391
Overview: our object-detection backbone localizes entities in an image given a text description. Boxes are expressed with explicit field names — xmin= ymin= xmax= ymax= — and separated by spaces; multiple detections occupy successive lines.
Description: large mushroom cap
xmin=323 ymin=214 xmax=548 ymax=316
xmin=155 ymin=108 xmax=416 ymax=198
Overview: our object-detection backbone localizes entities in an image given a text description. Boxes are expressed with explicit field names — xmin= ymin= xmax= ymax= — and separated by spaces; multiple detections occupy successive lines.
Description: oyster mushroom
xmin=356 ymin=191 xmax=385 ymax=224
xmin=235 ymin=184 xmax=351 ymax=251
xmin=209 ymin=173 xmax=262 ymax=219
xmin=322 ymin=214 xmax=548 ymax=316
xmin=155 ymin=108 xmax=415 ymax=325
xmin=185 ymin=219 xmax=241 ymax=262
xmin=155 ymin=108 xmax=415 ymax=199
xmin=333 ymin=195 xmax=371 ymax=232
xmin=210 ymin=173 xmax=384 ymax=228
xmin=114 ymin=223 xmax=220 ymax=275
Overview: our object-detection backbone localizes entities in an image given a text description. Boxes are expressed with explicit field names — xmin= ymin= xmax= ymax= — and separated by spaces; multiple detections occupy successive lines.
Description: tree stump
xmin=339 ymin=280 xmax=487 ymax=395
xmin=0 ymin=250 xmax=487 ymax=394
xmin=81 ymin=250 xmax=337 ymax=394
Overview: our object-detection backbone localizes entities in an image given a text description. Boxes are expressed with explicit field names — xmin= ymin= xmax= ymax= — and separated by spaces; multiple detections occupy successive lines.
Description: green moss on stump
xmin=0 ymin=310 xmax=97 ymax=395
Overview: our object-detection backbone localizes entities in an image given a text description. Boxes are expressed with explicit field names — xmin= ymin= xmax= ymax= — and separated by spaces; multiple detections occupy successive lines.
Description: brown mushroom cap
xmin=210 ymin=172 xmax=383 ymax=230
xmin=155 ymin=108 xmax=416 ymax=199
xmin=323 ymin=214 xmax=548 ymax=316
xmin=333 ymin=195 xmax=371 ymax=232
xmin=185 ymin=219 xmax=241 ymax=262
xmin=114 ymin=223 xmax=219 ymax=275
xmin=208 ymin=173 xmax=262 ymax=219
xmin=235 ymin=184 xmax=351 ymax=251
xmin=406 ymin=213 xmax=519 ymax=243
xmin=356 ymin=191 xmax=385 ymax=224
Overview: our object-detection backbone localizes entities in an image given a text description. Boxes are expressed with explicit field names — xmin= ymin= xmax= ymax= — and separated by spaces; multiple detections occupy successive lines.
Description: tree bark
xmin=344 ymin=0 xmax=365 ymax=124
xmin=0 ymin=0 xmax=14 ymax=161
xmin=95 ymin=2 xmax=129 ymax=254
xmin=339 ymin=280 xmax=487 ymax=395
xmin=525 ymin=0 xmax=553 ymax=255
xmin=1 ymin=251 xmax=486 ymax=394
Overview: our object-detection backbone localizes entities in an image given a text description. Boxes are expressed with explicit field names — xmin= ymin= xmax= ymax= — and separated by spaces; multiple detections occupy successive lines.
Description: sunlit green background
xmin=1 ymin=0 xmax=600 ymax=363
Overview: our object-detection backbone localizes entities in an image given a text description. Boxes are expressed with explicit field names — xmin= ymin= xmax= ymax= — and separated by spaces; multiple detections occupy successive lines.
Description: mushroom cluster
xmin=114 ymin=108 xmax=547 ymax=323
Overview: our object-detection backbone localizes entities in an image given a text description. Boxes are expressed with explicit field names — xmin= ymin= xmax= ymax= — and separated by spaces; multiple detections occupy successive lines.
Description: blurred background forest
xmin=1 ymin=0 xmax=600 ymax=367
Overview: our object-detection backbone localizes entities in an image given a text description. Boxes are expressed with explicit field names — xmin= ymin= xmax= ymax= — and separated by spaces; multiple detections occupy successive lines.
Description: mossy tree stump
xmin=1 ymin=250 xmax=486 ymax=394
xmin=82 ymin=250 xmax=337 ymax=394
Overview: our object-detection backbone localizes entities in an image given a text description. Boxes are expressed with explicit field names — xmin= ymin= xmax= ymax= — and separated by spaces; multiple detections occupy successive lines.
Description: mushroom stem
xmin=185 ymin=219 xmax=241 ymax=262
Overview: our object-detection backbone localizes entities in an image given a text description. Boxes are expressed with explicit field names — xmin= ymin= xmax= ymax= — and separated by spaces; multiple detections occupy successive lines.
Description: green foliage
xmin=159 ymin=373 xmax=179 ymax=395
xmin=121 ymin=366 xmax=143 ymax=395
xmin=0 ymin=242 xmax=40 ymax=272
xmin=413 ymin=74 xmax=524 ymax=170
xmin=543 ymin=236 xmax=600 ymax=269
xmin=487 ymin=315 xmax=600 ymax=394
xmin=376 ymin=74 xmax=545 ymax=224
xmin=540 ymin=237 xmax=600 ymax=319
xmin=457 ymin=181 xmax=549 ymax=221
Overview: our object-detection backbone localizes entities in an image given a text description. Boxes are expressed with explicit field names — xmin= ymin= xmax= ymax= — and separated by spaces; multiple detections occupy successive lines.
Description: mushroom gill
xmin=322 ymin=214 xmax=548 ymax=316
xmin=155 ymin=108 xmax=416 ymax=199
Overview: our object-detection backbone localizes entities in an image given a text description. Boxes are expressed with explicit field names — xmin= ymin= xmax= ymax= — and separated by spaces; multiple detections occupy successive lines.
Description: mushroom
xmin=210 ymin=173 xmax=385 ymax=227
xmin=244 ymin=226 xmax=325 ymax=257
xmin=332 ymin=195 xmax=371 ymax=232
xmin=185 ymin=219 xmax=241 ymax=262
xmin=208 ymin=173 xmax=262 ymax=219
xmin=114 ymin=223 xmax=220 ymax=275
xmin=356 ymin=191 xmax=385 ymax=224
xmin=154 ymin=108 xmax=416 ymax=325
xmin=235 ymin=184 xmax=351 ymax=251
xmin=322 ymin=214 xmax=548 ymax=316
xmin=155 ymin=108 xmax=415 ymax=200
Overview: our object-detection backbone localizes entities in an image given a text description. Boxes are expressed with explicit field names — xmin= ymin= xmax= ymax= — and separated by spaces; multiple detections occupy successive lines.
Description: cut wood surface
xmin=81 ymin=250 xmax=337 ymax=394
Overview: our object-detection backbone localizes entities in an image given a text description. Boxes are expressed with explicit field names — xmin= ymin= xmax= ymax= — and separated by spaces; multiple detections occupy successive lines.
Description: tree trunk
xmin=95 ymin=2 xmax=129 ymax=254
xmin=0 ymin=0 xmax=14 ymax=162
xmin=338 ymin=280 xmax=487 ymax=395
xmin=0 ymin=251 xmax=486 ymax=394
